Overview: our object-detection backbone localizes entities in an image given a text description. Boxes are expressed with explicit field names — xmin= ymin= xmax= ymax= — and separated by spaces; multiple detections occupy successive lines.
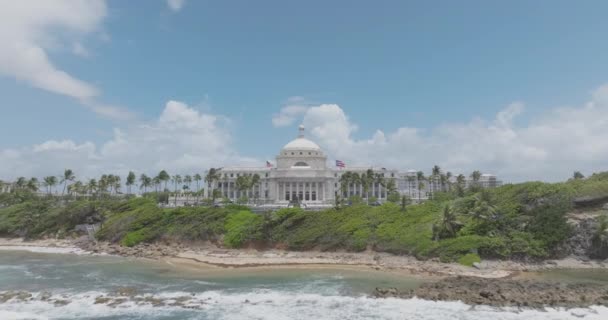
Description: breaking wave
xmin=1 ymin=289 xmax=607 ymax=320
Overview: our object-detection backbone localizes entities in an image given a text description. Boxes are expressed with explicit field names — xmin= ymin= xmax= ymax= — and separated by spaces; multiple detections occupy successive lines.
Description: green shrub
xmin=458 ymin=253 xmax=481 ymax=266
xmin=223 ymin=211 xmax=264 ymax=247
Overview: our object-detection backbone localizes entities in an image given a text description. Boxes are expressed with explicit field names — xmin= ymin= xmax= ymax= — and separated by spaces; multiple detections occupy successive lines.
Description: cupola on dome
xmin=282 ymin=125 xmax=322 ymax=151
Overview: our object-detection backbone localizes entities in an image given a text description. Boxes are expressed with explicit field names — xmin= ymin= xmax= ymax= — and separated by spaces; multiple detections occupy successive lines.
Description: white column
xmin=296 ymin=182 xmax=299 ymax=201
xmin=315 ymin=182 xmax=318 ymax=201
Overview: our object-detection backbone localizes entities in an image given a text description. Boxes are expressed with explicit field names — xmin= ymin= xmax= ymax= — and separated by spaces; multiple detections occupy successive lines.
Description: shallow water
xmin=1 ymin=250 xmax=607 ymax=320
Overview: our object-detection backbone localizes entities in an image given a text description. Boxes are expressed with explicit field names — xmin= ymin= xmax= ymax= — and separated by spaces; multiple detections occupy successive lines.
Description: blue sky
xmin=1 ymin=0 xmax=608 ymax=182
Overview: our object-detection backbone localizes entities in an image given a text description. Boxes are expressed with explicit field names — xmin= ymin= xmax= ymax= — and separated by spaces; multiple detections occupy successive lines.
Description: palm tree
xmin=456 ymin=174 xmax=466 ymax=185
xmin=98 ymin=175 xmax=109 ymax=196
xmin=250 ymin=173 xmax=261 ymax=203
xmin=152 ymin=176 xmax=161 ymax=193
xmin=361 ymin=169 xmax=374 ymax=204
xmin=416 ymin=171 xmax=425 ymax=201
xmin=385 ymin=178 xmax=396 ymax=196
xmin=158 ymin=170 xmax=170 ymax=192
xmin=87 ymin=179 xmax=97 ymax=196
xmin=469 ymin=190 xmax=497 ymax=221
xmin=68 ymin=181 xmax=84 ymax=197
xmin=374 ymin=172 xmax=385 ymax=199
xmin=351 ymin=172 xmax=361 ymax=198
xmin=418 ymin=181 xmax=426 ymax=201
xmin=205 ymin=168 xmax=221 ymax=201
xmin=43 ymin=176 xmax=57 ymax=194
xmin=27 ymin=178 xmax=39 ymax=192
xmin=431 ymin=165 xmax=441 ymax=194
xmin=439 ymin=174 xmax=447 ymax=193
xmin=407 ymin=175 xmax=415 ymax=198
xmin=470 ymin=170 xmax=482 ymax=186
xmin=139 ymin=174 xmax=151 ymax=193
xmin=14 ymin=177 xmax=27 ymax=189
xmin=60 ymin=169 xmax=75 ymax=195
xmin=171 ymin=175 xmax=182 ymax=205
xmin=433 ymin=204 xmax=461 ymax=240
xmin=184 ymin=175 xmax=192 ymax=193
xmin=193 ymin=173 xmax=202 ymax=193
xmin=111 ymin=175 xmax=122 ymax=194
xmin=235 ymin=175 xmax=250 ymax=201
xmin=445 ymin=171 xmax=453 ymax=191
xmin=126 ymin=171 xmax=136 ymax=195
xmin=339 ymin=171 xmax=352 ymax=198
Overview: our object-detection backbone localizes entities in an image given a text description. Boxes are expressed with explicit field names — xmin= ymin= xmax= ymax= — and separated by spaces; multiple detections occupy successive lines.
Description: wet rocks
xmin=0 ymin=291 xmax=32 ymax=303
xmin=374 ymin=276 xmax=608 ymax=308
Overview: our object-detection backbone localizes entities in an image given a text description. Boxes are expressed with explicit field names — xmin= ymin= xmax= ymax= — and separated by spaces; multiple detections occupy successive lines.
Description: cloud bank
xmin=0 ymin=0 xmax=132 ymax=120
xmin=1 ymin=83 xmax=608 ymax=182
xmin=0 ymin=101 xmax=257 ymax=180
xmin=297 ymin=85 xmax=608 ymax=182
xmin=167 ymin=0 xmax=186 ymax=12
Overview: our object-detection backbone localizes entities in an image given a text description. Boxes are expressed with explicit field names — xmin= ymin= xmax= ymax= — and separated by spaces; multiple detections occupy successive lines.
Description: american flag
xmin=266 ymin=161 xmax=273 ymax=168
xmin=335 ymin=160 xmax=345 ymax=168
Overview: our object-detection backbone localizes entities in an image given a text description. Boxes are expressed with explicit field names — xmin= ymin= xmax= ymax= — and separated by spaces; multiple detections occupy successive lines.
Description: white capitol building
xmin=211 ymin=125 xmax=501 ymax=207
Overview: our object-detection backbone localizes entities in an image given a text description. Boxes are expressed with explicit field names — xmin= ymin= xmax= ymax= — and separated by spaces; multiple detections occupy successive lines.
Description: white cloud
xmin=4 ymin=85 xmax=608 ymax=183
xmin=0 ymin=0 xmax=132 ymax=120
xmin=0 ymin=101 xmax=257 ymax=180
xmin=72 ymin=42 xmax=90 ymax=57
xmin=296 ymin=84 xmax=608 ymax=182
xmin=272 ymin=96 xmax=313 ymax=127
xmin=167 ymin=0 xmax=186 ymax=12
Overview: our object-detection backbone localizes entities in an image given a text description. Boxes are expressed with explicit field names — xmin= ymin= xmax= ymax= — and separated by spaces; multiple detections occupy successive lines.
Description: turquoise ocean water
xmin=1 ymin=249 xmax=607 ymax=320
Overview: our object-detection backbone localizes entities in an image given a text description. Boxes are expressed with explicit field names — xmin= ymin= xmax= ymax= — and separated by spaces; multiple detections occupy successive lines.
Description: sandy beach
xmin=1 ymin=237 xmax=606 ymax=279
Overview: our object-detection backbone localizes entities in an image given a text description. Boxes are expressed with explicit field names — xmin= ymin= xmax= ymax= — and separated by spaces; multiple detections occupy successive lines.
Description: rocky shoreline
xmin=1 ymin=237 xmax=607 ymax=280
xmin=374 ymin=276 xmax=608 ymax=308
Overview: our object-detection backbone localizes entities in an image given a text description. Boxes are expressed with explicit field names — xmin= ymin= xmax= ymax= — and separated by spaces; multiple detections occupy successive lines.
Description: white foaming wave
xmin=0 ymin=246 xmax=87 ymax=255
xmin=0 ymin=310 xmax=49 ymax=320
xmin=2 ymin=290 xmax=607 ymax=320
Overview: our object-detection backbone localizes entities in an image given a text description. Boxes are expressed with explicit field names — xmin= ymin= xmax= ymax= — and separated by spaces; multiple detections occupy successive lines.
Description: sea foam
xmin=1 ymin=289 xmax=607 ymax=320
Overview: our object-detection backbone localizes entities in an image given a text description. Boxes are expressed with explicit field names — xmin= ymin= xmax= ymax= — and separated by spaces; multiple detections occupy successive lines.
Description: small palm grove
xmin=1 ymin=168 xmax=608 ymax=264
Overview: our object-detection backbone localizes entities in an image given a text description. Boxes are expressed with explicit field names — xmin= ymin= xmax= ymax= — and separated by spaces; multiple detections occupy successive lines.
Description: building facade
xmin=211 ymin=126 xmax=501 ymax=207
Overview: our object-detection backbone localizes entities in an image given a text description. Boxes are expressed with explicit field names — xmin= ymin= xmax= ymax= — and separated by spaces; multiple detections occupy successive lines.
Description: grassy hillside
xmin=1 ymin=172 xmax=608 ymax=262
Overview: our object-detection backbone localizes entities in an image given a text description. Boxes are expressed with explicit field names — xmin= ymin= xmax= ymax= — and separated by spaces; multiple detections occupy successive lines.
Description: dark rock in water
xmin=115 ymin=287 xmax=138 ymax=297
xmin=373 ymin=276 xmax=608 ymax=308
xmin=0 ymin=291 xmax=33 ymax=303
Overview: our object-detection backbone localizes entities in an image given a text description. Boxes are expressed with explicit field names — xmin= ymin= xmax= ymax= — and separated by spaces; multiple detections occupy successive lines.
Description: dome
xmin=283 ymin=138 xmax=321 ymax=151
xmin=282 ymin=125 xmax=322 ymax=151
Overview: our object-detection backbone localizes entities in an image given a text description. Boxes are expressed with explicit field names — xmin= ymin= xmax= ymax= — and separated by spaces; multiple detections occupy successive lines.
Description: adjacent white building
xmin=210 ymin=125 xmax=501 ymax=207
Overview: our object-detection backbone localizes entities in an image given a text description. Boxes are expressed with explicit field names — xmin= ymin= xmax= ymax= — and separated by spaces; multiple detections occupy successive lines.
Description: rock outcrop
xmin=374 ymin=276 xmax=608 ymax=308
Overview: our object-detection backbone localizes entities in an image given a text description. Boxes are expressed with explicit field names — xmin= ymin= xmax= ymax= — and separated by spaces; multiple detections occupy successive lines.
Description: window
xmin=308 ymin=152 xmax=311 ymax=155
xmin=293 ymin=161 xmax=309 ymax=167
xmin=291 ymin=152 xmax=294 ymax=155
xmin=230 ymin=173 xmax=234 ymax=177
xmin=265 ymin=173 xmax=268 ymax=177
xmin=299 ymin=152 xmax=303 ymax=155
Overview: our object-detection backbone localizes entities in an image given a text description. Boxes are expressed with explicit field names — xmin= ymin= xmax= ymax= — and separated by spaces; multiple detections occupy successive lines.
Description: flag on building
xmin=335 ymin=160 xmax=345 ymax=168
xmin=266 ymin=161 xmax=273 ymax=168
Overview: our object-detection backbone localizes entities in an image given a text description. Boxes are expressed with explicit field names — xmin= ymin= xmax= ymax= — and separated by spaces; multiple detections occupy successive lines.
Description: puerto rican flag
xmin=335 ymin=160 xmax=346 ymax=168
xmin=266 ymin=161 xmax=273 ymax=168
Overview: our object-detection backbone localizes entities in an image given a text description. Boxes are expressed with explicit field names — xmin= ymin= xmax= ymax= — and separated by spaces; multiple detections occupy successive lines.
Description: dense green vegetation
xmin=2 ymin=171 xmax=608 ymax=262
